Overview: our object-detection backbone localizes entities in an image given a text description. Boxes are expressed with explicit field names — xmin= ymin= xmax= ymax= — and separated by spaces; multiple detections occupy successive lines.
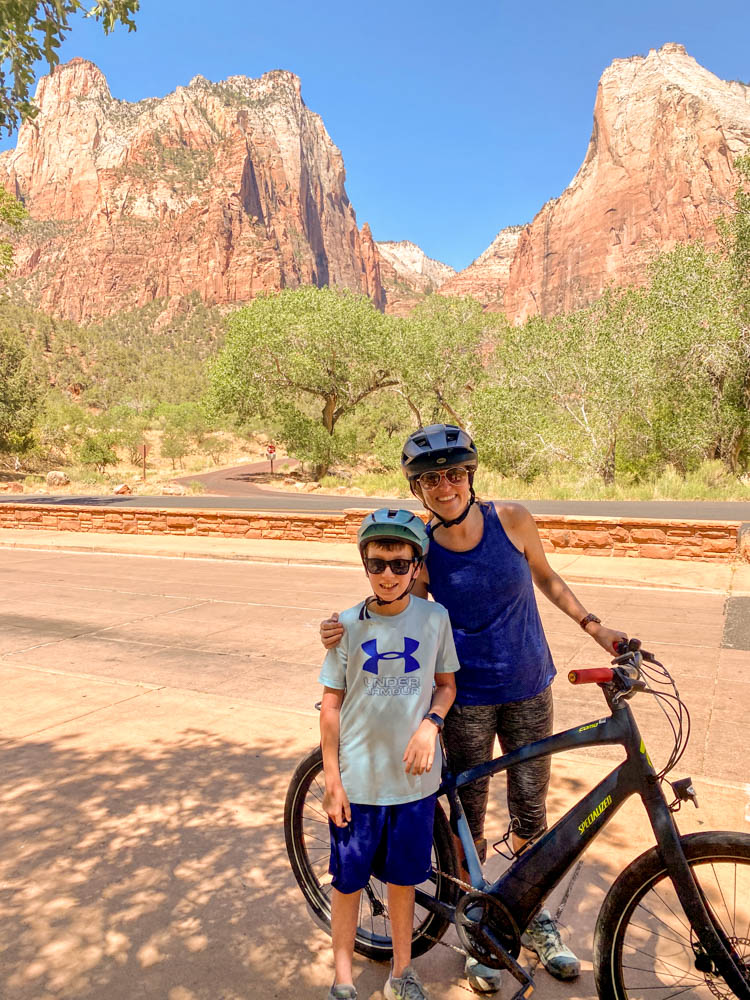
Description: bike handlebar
xmin=568 ymin=668 xmax=615 ymax=685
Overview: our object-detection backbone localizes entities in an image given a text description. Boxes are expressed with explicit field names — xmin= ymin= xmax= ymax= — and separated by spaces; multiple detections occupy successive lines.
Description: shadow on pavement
xmin=0 ymin=729 xmax=328 ymax=1000
xmin=0 ymin=723 xmax=645 ymax=1000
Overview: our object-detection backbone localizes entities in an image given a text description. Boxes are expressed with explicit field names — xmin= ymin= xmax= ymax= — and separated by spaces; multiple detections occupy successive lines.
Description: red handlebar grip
xmin=568 ymin=668 xmax=614 ymax=685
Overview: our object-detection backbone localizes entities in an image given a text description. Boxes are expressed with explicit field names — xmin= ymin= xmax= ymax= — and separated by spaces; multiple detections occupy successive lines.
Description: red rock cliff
xmin=453 ymin=44 xmax=750 ymax=321
xmin=0 ymin=58 xmax=384 ymax=320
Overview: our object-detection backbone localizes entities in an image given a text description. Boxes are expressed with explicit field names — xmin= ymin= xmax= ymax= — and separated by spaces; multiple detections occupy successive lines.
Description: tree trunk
xmin=322 ymin=395 xmax=336 ymax=435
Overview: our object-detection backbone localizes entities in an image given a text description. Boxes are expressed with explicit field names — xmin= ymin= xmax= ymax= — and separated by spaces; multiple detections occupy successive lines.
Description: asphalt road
xmin=2 ymin=491 xmax=749 ymax=521
xmin=3 ymin=459 xmax=749 ymax=519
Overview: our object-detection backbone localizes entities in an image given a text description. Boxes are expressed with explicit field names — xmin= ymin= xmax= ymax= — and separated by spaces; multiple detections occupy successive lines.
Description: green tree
xmin=36 ymin=389 xmax=90 ymax=461
xmin=476 ymin=289 xmax=657 ymax=485
xmin=199 ymin=433 xmax=229 ymax=465
xmin=644 ymin=242 xmax=745 ymax=472
xmin=161 ymin=428 xmax=190 ymax=470
xmin=78 ymin=432 xmax=118 ymax=473
xmin=209 ymin=287 xmax=396 ymax=477
xmin=0 ymin=1 xmax=138 ymax=134
xmin=0 ymin=326 xmax=41 ymax=454
xmin=1 ymin=185 xmax=28 ymax=282
xmin=392 ymin=296 xmax=495 ymax=429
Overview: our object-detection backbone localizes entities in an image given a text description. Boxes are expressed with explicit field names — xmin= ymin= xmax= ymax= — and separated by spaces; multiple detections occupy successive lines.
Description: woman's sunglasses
xmin=417 ymin=467 xmax=469 ymax=490
xmin=364 ymin=557 xmax=416 ymax=576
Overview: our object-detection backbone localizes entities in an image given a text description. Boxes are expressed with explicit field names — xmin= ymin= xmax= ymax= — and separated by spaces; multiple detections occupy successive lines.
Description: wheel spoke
xmin=606 ymin=841 xmax=750 ymax=1000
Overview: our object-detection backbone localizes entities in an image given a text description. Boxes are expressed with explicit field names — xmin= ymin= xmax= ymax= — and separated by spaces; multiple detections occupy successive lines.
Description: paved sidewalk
xmin=2 ymin=664 xmax=748 ymax=1000
xmin=1 ymin=525 xmax=749 ymax=594
xmin=1 ymin=538 xmax=749 ymax=1000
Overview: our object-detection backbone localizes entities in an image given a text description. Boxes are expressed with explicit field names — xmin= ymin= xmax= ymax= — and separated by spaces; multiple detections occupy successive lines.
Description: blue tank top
xmin=426 ymin=503 xmax=555 ymax=706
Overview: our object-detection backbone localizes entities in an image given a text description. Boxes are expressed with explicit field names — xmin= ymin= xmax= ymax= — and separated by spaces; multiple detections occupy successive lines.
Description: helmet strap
xmin=419 ymin=477 xmax=477 ymax=530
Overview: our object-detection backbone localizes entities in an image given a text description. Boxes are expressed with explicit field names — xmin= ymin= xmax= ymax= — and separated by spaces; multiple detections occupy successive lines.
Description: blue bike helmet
xmin=357 ymin=508 xmax=429 ymax=561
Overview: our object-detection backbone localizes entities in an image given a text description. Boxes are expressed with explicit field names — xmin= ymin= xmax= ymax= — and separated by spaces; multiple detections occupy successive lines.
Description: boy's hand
xmin=403 ymin=720 xmax=439 ymax=776
xmin=320 ymin=612 xmax=344 ymax=650
xmin=323 ymin=781 xmax=351 ymax=827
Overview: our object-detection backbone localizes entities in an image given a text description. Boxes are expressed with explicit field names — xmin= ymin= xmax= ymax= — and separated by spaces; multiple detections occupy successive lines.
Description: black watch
xmin=423 ymin=711 xmax=445 ymax=731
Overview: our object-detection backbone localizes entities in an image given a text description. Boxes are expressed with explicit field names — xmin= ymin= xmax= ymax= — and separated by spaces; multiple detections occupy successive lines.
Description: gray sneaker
xmin=327 ymin=985 xmax=357 ymax=999
xmin=384 ymin=964 xmax=429 ymax=1000
xmin=464 ymin=955 xmax=502 ymax=994
xmin=521 ymin=908 xmax=580 ymax=980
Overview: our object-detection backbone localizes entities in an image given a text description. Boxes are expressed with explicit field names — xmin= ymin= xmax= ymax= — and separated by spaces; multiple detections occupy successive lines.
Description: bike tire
xmin=284 ymin=745 xmax=460 ymax=961
xmin=594 ymin=830 xmax=750 ymax=1000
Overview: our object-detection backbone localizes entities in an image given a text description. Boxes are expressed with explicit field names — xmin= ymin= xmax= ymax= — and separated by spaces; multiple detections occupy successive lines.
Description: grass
xmin=331 ymin=461 xmax=750 ymax=502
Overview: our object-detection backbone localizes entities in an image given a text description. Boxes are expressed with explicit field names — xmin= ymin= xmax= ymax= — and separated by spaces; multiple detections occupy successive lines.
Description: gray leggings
xmin=443 ymin=685 xmax=553 ymax=844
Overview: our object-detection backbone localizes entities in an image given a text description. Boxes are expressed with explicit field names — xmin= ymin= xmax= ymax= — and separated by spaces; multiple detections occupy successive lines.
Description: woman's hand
xmin=320 ymin=612 xmax=344 ymax=650
xmin=403 ymin=720 xmax=438 ymax=775
xmin=323 ymin=781 xmax=351 ymax=827
xmin=588 ymin=622 xmax=628 ymax=655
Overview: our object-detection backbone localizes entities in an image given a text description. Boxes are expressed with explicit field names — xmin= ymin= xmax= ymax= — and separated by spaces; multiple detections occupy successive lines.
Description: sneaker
xmin=464 ymin=955 xmax=502 ymax=994
xmin=521 ymin=908 xmax=580 ymax=980
xmin=327 ymin=985 xmax=357 ymax=999
xmin=384 ymin=964 xmax=429 ymax=1000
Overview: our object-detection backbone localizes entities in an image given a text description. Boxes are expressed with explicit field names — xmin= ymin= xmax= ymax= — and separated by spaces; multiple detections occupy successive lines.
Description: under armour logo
xmin=361 ymin=637 xmax=420 ymax=675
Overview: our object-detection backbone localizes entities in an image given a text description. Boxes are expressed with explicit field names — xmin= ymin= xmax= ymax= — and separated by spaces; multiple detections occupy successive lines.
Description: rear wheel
xmin=284 ymin=746 xmax=460 ymax=960
xmin=594 ymin=831 xmax=750 ymax=1000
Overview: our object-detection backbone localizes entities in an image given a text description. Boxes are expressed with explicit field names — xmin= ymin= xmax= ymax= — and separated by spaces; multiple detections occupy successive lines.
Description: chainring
xmin=455 ymin=890 xmax=522 ymax=970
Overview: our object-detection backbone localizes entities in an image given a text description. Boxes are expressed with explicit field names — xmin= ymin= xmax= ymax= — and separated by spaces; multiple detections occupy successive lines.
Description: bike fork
xmin=646 ymin=787 xmax=750 ymax=1000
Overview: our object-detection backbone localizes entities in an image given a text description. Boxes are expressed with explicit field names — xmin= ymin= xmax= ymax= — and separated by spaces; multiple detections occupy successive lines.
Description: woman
xmin=322 ymin=424 xmax=626 ymax=994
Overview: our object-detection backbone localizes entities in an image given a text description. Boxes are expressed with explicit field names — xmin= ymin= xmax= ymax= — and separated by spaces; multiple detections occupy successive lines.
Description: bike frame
xmin=418 ymin=691 xmax=750 ymax=999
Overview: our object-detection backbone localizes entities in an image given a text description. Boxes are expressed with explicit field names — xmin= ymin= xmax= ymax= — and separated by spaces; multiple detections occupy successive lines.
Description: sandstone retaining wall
xmin=0 ymin=503 xmax=746 ymax=562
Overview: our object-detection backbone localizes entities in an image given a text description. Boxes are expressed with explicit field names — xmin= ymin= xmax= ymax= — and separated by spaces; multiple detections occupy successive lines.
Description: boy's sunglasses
xmin=364 ymin=557 xmax=416 ymax=576
xmin=417 ymin=467 xmax=469 ymax=490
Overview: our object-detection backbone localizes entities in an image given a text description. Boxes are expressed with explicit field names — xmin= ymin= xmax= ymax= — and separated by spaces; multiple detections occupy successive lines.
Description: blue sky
xmin=2 ymin=0 xmax=748 ymax=270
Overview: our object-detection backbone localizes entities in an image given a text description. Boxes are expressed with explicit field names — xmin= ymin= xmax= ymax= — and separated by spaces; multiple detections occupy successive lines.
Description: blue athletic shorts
xmin=328 ymin=794 xmax=437 ymax=894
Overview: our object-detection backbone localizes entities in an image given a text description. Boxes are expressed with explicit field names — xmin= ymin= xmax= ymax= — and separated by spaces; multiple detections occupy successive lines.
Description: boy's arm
xmin=320 ymin=685 xmax=351 ymax=827
xmin=403 ymin=671 xmax=457 ymax=776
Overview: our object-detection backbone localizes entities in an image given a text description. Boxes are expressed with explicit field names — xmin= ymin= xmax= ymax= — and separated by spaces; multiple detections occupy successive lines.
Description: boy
xmin=319 ymin=509 xmax=459 ymax=1000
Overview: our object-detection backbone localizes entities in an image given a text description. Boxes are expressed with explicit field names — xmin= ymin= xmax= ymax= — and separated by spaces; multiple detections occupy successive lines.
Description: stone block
xmin=631 ymin=528 xmax=667 ymax=543
xmin=570 ymin=530 xmax=610 ymax=548
xmin=165 ymin=516 xmax=196 ymax=529
xmin=548 ymin=530 xmax=570 ymax=547
xmin=638 ymin=544 xmax=675 ymax=559
xmin=701 ymin=537 xmax=736 ymax=554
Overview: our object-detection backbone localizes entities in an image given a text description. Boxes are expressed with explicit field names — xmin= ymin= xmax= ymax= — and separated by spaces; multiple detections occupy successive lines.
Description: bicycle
xmin=284 ymin=639 xmax=750 ymax=1000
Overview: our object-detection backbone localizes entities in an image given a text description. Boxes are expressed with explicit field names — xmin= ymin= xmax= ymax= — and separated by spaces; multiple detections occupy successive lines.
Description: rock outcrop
xmin=0 ymin=59 xmax=384 ymax=320
xmin=373 ymin=240 xmax=456 ymax=316
xmin=452 ymin=44 xmax=750 ymax=321
xmin=437 ymin=226 xmax=522 ymax=307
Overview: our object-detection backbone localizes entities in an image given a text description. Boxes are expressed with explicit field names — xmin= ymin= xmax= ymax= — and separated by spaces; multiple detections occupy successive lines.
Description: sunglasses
xmin=364 ymin=557 xmax=416 ymax=576
xmin=417 ymin=467 xmax=469 ymax=490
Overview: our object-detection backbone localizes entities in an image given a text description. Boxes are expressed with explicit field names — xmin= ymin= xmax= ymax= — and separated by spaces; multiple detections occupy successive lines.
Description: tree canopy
xmin=209 ymin=286 xmax=397 ymax=475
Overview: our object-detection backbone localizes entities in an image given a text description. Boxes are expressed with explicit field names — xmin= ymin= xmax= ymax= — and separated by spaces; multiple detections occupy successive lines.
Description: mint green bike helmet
xmin=357 ymin=508 xmax=429 ymax=561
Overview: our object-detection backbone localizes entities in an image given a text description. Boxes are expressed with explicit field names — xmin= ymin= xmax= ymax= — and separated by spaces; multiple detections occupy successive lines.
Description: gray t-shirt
xmin=319 ymin=596 xmax=460 ymax=805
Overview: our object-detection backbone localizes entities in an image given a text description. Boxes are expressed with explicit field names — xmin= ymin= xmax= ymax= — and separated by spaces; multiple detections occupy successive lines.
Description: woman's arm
xmin=500 ymin=503 xmax=626 ymax=655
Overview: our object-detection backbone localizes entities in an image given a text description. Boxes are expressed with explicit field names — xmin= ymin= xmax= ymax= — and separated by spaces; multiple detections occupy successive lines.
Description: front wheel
xmin=284 ymin=746 xmax=460 ymax=961
xmin=594 ymin=831 xmax=750 ymax=1000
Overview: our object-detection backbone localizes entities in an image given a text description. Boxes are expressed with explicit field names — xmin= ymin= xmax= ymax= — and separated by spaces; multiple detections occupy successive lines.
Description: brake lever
xmin=611 ymin=650 xmax=642 ymax=678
